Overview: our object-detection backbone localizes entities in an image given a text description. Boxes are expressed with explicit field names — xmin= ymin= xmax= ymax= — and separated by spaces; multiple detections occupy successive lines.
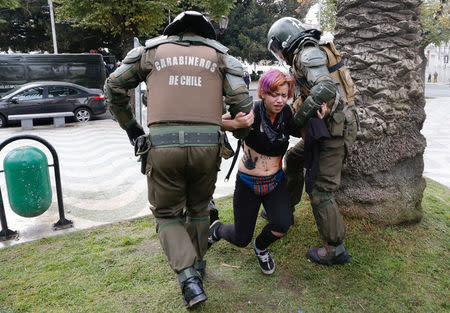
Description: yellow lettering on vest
xmin=166 ymin=57 xmax=172 ymax=67
xmin=169 ymin=75 xmax=179 ymax=86
xmin=199 ymin=58 xmax=206 ymax=68
xmin=188 ymin=56 xmax=195 ymax=66
xmin=205 ymin=60 xmax=211 ymax=70
xmin=210 ymin=63 xmax=217 ymax=73
xmin=160 ymin=58 xmax=166 ymax=68
xmin=155 ymin=61 xmax=161 ymax=71
xmin=172 ymin=57 xmax=178 ymax=66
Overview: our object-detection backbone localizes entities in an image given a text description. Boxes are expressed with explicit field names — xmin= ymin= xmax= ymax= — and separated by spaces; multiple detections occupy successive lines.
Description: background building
xmin=426 ymin=42 xmax=450 ymax=83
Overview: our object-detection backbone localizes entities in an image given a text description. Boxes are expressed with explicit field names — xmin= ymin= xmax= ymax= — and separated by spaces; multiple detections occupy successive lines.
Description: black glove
xmin=134 ymin=135 xmax=149 ymax=175
xmin=126 ymin=122 xmax=145 ymax=146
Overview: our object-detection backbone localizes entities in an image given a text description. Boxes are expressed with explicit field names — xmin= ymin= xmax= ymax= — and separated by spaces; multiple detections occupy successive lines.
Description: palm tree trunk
xmin=333 ymin=0 xmax=426 ymax=224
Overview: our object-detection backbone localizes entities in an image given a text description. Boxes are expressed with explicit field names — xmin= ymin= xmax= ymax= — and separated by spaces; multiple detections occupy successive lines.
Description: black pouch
xmin=220 ymin=132 xmax=235 ymax=159
xmin=134 ymin=135 xmax=151 ymax=175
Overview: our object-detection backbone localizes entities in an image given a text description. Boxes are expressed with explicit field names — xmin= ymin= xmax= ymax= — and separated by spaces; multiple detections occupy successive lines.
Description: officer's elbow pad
xmin=228 ymin=96 xmax=253 ymax=118
xmin=293 ymin=96 xmax=321 ymax=129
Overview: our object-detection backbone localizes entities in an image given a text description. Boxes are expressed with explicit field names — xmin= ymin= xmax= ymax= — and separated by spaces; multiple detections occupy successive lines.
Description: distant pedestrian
xmin=428 ymin=73 xmax=432 ymax=83
xmin=243 ymin=71 xmax=250 ymax=89
xmin=433 ymin=71 xmax=438 ymax=83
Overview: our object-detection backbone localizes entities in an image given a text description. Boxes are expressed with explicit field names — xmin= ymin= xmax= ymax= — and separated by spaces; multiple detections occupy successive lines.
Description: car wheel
xmin=74 ymin=108 xmax=91 ymax=122
xmin=0 ymin=114 xmax=6 ymax=128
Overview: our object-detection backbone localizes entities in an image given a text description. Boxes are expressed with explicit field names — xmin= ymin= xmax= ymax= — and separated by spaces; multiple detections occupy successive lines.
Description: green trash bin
xmin=3 ymin=146 xmax=52 ymax=217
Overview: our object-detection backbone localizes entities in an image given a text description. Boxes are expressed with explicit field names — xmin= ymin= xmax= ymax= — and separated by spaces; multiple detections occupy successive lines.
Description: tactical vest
xmin=147 ymin=43 xmax=223 ymax=126
xmin=320 ymin=42 xmax=355 ymax=104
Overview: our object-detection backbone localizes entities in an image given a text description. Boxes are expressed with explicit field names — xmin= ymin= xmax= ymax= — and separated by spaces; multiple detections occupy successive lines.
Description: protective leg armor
xmin=309 ymin=190 xmax=346 ymax=244
xmin=177 ymin=266 xmax=207 ymax=308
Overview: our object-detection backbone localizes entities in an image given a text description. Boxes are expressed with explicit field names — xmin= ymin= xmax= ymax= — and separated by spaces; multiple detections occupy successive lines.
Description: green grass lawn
xmin=0 ymin=178 xmax=448 ymax=313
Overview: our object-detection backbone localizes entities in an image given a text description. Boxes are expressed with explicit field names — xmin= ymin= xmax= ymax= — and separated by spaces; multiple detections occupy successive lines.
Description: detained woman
xmin=209 ymin=69 xmax=303 ymax=274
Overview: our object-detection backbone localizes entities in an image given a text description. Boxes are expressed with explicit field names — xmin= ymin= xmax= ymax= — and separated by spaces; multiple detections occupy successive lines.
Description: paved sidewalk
xmin=0 ymin=95 xmax=449 ymax=248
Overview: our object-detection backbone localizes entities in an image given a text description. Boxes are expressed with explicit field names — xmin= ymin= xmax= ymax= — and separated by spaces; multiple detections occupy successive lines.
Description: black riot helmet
xmin=267 ymin=17 xmax=321 ymax=64
xmin=163 ymin=11 xmax=216 ymax=40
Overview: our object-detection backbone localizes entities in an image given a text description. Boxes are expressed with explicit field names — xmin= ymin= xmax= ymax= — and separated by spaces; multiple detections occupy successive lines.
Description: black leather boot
xmin=181 ymin=276 xmax=207 ymax=308
xmin=306 ymin=243 xmax=351 ymax=266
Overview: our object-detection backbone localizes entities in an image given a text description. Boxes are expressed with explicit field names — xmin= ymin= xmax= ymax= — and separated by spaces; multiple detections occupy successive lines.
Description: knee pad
xmin=309 ymin=191 xmax=346 ymax=244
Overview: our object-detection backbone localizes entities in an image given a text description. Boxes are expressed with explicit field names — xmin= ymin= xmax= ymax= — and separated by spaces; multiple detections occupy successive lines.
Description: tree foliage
xmin=53 ymin=0 xmax=235 ymax=58
xmin=420 ymin=0 xmax=450 ymax=46
xmin=0 ymin=0 xmax=19 ymax=9
xmin=0 ymin=0 xmax=120 ymax=55
xmin=220 ymin=0 xmax=275 ymax=63
xmin=220 ymin=0 xmax=312 ymax=63
xmin=0 ymin=0 xmax=20 ymax=23
xmin=320 ymin=0 xmax=449 ymax=47
xmin=319 ymin=0 xmax=336 ymax=32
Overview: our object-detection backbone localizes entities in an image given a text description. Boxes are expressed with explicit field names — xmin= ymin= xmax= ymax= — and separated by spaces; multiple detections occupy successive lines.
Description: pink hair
xmin=257 ymin=69 xmax=295 ymax=99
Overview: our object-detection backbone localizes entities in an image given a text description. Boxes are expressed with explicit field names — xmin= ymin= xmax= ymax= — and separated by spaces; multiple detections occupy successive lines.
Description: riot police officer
xmin=267 ymin=17 xmax=358 ymax=266
xmin=104 ymin=11 xmax=252 ymax=308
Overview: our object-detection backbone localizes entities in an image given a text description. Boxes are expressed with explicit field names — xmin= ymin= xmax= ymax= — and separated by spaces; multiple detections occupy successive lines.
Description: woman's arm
xmin=221 ymin=110 xmax=254 ymax=131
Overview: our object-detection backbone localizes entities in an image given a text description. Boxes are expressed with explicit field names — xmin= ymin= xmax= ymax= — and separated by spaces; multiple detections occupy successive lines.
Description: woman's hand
xmin=221 ymin=110 xmax=254 ymax=131
xmin=317 ymin=103 xmax=328 ymax=119
xmin=234 ymin=111 xmax=254 ymax=128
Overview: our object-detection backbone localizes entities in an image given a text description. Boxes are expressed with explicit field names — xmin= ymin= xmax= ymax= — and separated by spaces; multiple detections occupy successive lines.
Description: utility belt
xmin=147 ymin=124 xmax=234 ymax=159
xmin=134 ymin=124 xmax=233 ymax=175
xmin=148 ymin=125 xmax=221 ymax=147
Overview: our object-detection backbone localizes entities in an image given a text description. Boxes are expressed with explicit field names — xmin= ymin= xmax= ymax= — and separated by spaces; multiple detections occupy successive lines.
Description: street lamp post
xmin=47 ymin=0 xmax=58 ymax=54
xmin=203 ymin=12 xmax=229 ymax=36
xmin=218 ymin=16 xmax=229 ymax=35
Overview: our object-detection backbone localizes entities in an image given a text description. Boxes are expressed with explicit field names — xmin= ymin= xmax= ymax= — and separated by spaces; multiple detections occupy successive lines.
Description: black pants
xmin=217 ymin=173 xmax=292 ymax=248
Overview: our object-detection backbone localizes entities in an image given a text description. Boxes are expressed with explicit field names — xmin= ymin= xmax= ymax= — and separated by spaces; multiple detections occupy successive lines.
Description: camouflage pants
xmin=145 ymin=145 xmax=220 ymax=273
xmin=284 ymin=106 xmax=357 ymax=244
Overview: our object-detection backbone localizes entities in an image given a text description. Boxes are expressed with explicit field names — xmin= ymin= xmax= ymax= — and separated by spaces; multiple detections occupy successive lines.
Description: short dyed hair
xmin=257 ymin=69 xmax=295 ymax=99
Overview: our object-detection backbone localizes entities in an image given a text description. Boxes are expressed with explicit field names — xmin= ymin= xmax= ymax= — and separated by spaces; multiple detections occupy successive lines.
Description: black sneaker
xmin=306 ymin=244 xmax=351 ymax=266
xmin=254 ymin=242 xmax=275 ymax=275
xmin=181 ymin=276 xmax=207 ymax=308
xmin=207 ymin=219 xmax=222 ymax=249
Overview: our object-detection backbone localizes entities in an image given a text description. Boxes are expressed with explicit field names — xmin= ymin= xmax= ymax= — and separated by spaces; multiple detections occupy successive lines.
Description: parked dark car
xmin=0 ymin=81 xmax=106 ymax=127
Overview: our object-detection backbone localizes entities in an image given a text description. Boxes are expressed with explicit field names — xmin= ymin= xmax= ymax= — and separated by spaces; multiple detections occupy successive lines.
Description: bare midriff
xmin=238 ymin=142 xmax=282 ymax=177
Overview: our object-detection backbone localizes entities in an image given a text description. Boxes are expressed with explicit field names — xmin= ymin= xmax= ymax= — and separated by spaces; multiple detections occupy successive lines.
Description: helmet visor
xmin=268 ymin=36 xmax=286 ymax=64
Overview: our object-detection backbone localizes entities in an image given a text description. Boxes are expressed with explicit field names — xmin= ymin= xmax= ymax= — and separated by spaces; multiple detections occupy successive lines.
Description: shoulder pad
xmin=300 ymin=46 xmax=327 ymax=67
xmin=122 ymin=46 xmax=144 ymax=64
xmin=145 ymin=35 xmax=228 ymax=54
xmin=223 ymin=55 xmax=244 ymax=76
xmin=203 ymin=38 xmax=228 ymax=53
xmin=176 ymin=34 xmax=229 ymax=53
xmin=145 ymin=35 xmax=173 ymax=49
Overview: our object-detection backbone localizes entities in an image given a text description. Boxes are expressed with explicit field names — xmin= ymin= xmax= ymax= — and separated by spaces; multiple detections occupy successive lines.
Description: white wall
xmin=426 ymin=42 xmax=450 ymax=84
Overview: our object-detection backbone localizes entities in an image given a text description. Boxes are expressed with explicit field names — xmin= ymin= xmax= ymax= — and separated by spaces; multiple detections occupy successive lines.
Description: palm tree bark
xmin=333 ymin=0 xmax=426 ymax=224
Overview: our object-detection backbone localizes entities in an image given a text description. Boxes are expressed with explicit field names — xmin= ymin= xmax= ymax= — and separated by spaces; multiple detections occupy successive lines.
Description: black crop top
xmin=244 ymin=100 xmax=301 ymax=156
